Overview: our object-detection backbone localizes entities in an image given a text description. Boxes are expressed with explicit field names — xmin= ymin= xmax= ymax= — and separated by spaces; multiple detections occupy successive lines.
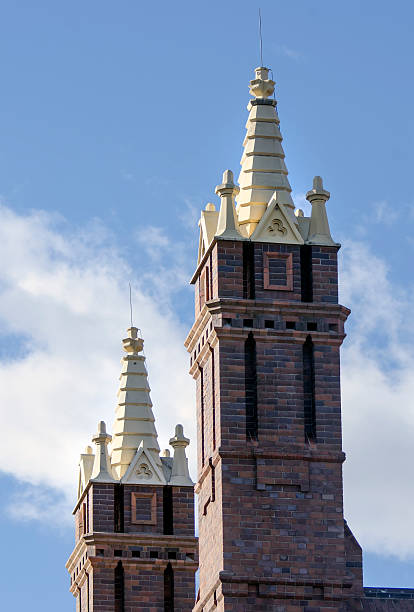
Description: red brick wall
xmin=312 ymin=246 xmax=339 ymax=303
xmin=216 ymin=241 xmax=244 ymax=299
xmin=91 ymin=484 xmax=115 ymax=533
xmin=123 ymin=485 xmax=163 ymax=534
xmin=189 ymin=238 xmax=362 ymax=608
xmin=254 ymin=243 xmax=302 ymax=301
xmin=70 ymin=481 xmax=197 ymax=609
xmin=172 ymin=487 xmax=196 ymax=537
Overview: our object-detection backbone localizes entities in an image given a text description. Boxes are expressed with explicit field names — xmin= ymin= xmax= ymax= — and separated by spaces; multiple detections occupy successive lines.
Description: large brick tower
xmin=66 ymin=327 xmax=197 ymax=610
xmin=186 ymin=67 xmax=364 ymax=610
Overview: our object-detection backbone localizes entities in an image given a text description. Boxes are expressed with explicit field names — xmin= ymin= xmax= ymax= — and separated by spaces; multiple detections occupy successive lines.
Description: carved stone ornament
xmin=135 ymin=463 xmax=153 ymax=479
xmin=267 ymin=218 xmax=287 ymax=236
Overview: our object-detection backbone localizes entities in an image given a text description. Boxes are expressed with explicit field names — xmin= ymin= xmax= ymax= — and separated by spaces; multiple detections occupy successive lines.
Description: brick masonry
xmin=187 ymin=238 xmax=414 ymax=611
xmin=67 ymin=482 xmax=197 ymax=610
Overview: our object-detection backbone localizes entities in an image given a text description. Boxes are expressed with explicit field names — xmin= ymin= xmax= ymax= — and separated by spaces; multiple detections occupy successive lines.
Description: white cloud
xmin=5 ymin=484 xmax=70 ymax=528
xmin=340 ymin=240 xmax=414 ymax=559
xmin=0 ymin=204 xmax=196 ymax=522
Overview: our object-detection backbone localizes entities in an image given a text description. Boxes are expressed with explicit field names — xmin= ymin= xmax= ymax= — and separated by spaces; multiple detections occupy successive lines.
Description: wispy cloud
xmin=134 ymin=223 xmax=194 ymax=304
xmin=281 ymin=45 xmax=304 ymax=62
xmin=272 ymin=44 xmax=305 ymax=63
xmin=371 ymin=200 xmax=399 ymax=226
xmin=178 ymin=198 xmax=201 ymax=231
xmin=120 ymin=169 xmax=135 ymax=182
xmin=135 ymin=225 xmax=170 ymax=260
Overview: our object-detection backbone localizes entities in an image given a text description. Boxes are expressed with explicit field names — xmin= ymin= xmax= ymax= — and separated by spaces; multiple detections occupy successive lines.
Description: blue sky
xmin=1 ymin=1 xmax=414 ymax=609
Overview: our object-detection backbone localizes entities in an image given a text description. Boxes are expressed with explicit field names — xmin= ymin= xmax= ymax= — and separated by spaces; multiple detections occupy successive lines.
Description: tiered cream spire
xmin=74 ymin=327 xmax=195 ymax=499
xmin=236 ymin=67 xmax=295 ymax=237
xmin=110 ymin=327 xmax=162 ymax=479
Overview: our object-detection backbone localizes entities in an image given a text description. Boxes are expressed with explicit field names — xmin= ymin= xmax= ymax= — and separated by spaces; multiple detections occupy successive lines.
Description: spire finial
xmin=122 ymin=326 xmax=144 ymax=354
xmin=306 ymin=176 xmax=336 ymax=246
xmin=214 ymin=169 xmax=245 ymax=240
xmin=91 ymin=420 xmax=116 ymax=482
xmin=249 ymin=66 xmax=275 ymax=99
xmin=169 ymin=424 xmax=190 ymax=448
xmin=306 ymin=175 xmax=330 ymax=204
xmin=215 ymin=169 xmax=238 ymax=195
xmin=169 ymin=424 xmax=193 ymax=486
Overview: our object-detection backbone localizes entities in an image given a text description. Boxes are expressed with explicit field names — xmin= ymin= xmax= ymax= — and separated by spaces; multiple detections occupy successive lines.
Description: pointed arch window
xmin=303 ymin=335 xmax=316 ymax=441
xmin=164 ymin=562 xmax=174 ymax=611
xmin=245 ymin=332 xmax=258 ymax=440
xmin=114 ymin=560 xmax=124 ymax=612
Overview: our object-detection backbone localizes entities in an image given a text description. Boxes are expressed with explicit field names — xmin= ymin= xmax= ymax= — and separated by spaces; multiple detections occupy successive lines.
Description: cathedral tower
xmin=66 ymin=327 xmax=197 ymax=611
xmin=186 ymin=67 xmax=364 ymax=610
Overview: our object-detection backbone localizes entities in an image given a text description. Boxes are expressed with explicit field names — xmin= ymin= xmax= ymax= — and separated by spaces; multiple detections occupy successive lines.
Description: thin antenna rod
xmin=259 ymin=8 xmax=263 ymax=67
xmin=129 ymin=282 xmax=133 ymax=328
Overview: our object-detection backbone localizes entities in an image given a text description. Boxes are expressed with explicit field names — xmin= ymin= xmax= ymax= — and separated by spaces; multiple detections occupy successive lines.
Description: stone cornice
xmin=186 ymin=297 xmax=351 ymax=353
xmin=206 ymin=297 xmax=350 ymax=319
xmin=67 ymin=531 xmax=198 ymax=573
xmin=193 ymin=573 xmax=355 ymax=611
xmin=186 ymin=299 xmax=350 ymax=376
xmin=66 ymin=538 xmax=88 ymax=573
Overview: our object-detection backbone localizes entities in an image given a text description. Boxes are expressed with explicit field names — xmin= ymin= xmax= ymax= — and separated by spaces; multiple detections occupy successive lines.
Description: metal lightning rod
xmin=129 ymin=282 xmax=133 ymax=328
xmin=259 ymin=8 xmax=264 ymax=67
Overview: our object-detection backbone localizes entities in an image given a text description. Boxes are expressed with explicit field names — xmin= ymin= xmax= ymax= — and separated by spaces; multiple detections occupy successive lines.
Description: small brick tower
xmin=186 ymin=67 xmax=364 ymax=610
xmin=67 ymin=327 xmax=197 ymax=610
